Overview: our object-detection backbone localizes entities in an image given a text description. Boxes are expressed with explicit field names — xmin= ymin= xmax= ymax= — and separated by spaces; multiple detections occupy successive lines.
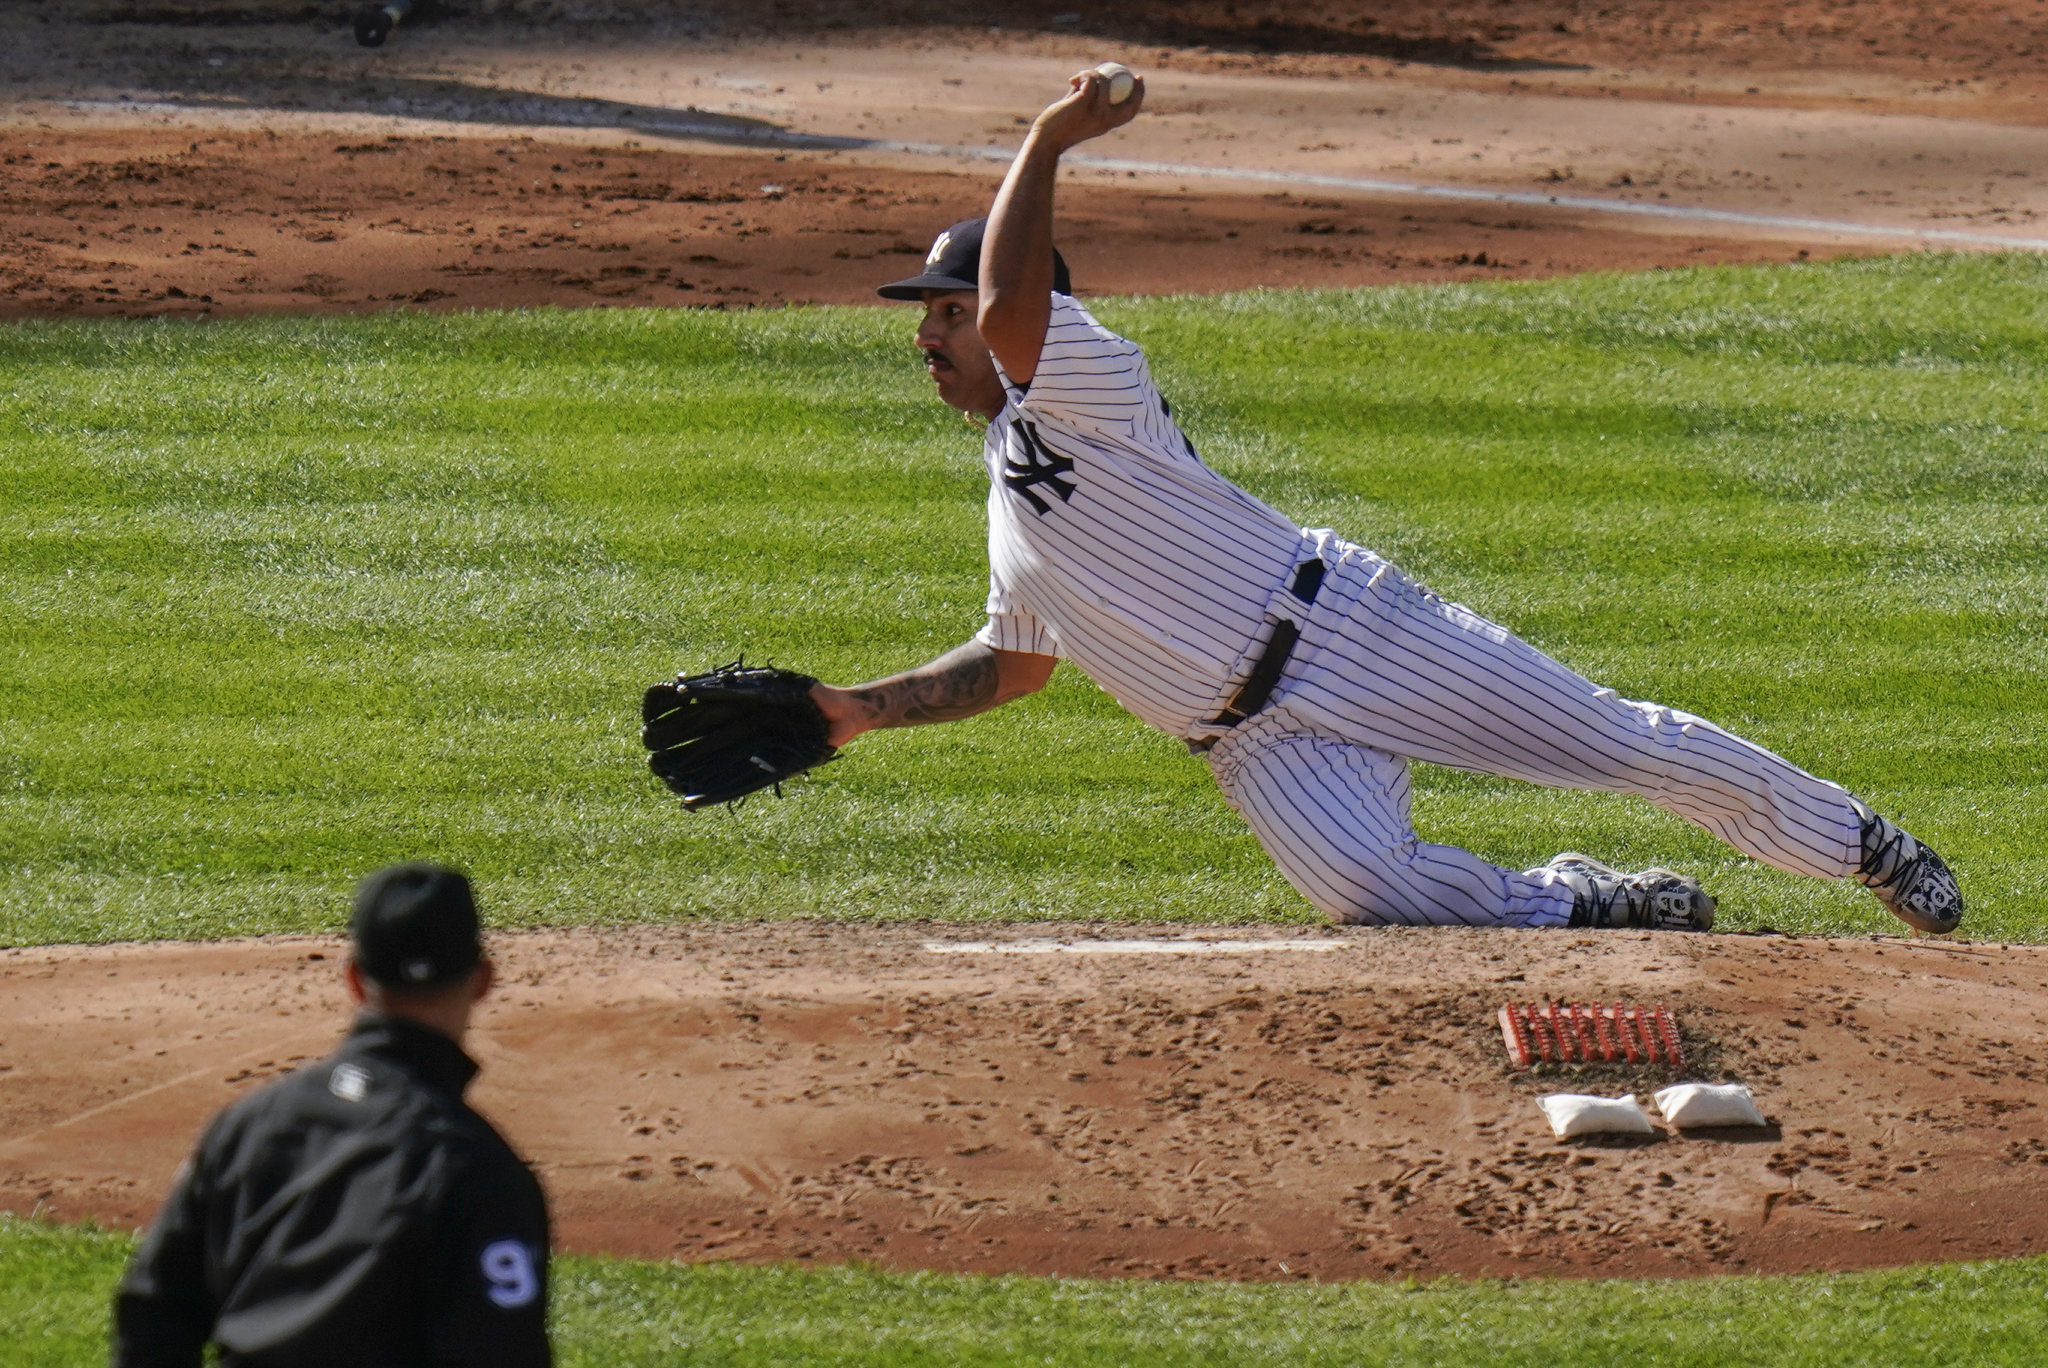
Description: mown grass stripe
xmin=6 ymin=1217 xmax=2041 ymax=1368
xmin=2 ymin=254 xmax=2042 ymax=944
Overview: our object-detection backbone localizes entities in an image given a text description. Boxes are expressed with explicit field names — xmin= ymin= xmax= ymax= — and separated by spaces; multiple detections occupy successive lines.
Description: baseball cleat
xmin=1850 ymin=799 xmax=1962 ymax=934
xmin=1540 ymin=853 xmax=1716 ymax=932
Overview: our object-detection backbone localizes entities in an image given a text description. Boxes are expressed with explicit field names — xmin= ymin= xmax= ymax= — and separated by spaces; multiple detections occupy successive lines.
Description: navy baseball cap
xmin=350 ymin=862 xmax=483 ymax=991
xmin=876 ymin=216 xmax=1072 ymax=299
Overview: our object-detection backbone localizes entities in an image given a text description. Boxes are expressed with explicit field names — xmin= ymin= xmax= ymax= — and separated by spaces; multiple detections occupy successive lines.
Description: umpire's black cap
xmin=350 ymin=862 xmax=483 ymax=991
xmin=876 ymin=216 xmax=1072 ymax=299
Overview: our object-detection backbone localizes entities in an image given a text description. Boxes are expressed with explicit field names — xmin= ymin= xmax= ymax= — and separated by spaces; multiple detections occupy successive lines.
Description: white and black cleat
xmin=1540 ymin=852 xmax=1717 ymax=932
xmin=1850 ymin=798 xmax=1962 ymax=934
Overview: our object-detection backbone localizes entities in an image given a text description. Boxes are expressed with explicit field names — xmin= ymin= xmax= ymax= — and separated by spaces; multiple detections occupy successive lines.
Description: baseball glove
xmin=641 ymin=660 xmax=838 ymax=809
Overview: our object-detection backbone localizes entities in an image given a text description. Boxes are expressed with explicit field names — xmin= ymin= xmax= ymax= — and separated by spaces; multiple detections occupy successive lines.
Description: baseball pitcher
xmin=646 ymin=67 xmax=1961 ymax=937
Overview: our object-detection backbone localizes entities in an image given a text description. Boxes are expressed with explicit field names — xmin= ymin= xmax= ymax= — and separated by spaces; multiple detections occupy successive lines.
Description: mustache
xmin=923 ymin=347 xmax=951 ymax=368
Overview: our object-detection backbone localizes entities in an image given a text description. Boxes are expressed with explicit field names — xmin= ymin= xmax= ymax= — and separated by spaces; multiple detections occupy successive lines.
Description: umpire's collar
xmin=342 ymin=1010 xmax=481 ymax=1097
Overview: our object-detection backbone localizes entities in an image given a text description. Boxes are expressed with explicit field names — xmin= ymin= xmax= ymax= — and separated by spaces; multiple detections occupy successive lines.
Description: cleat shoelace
xmin=1857 ymin=814 xmax=1918 ymax=892
xmin=1853 ymin=807 xmax=1962 ymax=931
xmin=1553 ymin=858 xmax=1710 ymax=931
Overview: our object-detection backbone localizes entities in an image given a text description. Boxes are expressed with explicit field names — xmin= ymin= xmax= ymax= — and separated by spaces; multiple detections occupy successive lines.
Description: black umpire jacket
xmin=112 ymin=1011 xmax=551 ymax=1368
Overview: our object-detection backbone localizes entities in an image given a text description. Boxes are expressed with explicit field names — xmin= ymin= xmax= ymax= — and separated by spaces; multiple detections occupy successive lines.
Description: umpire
xmin=112 ymin=863 xmax=551 ymax=1368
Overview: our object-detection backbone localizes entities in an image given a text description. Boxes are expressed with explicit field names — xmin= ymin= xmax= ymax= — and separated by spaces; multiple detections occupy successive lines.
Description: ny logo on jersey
xmin=1002 ymin=419 xmax=1077 ymax=516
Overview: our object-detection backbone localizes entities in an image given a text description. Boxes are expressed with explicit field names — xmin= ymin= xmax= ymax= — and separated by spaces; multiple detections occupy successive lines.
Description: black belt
xmin=1207 ymin=558 xmax=1325 ymax=730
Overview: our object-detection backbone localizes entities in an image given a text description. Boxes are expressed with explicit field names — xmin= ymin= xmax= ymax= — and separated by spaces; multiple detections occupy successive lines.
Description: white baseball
xmin=1093 ymin=62 xmax=1136 ymax=105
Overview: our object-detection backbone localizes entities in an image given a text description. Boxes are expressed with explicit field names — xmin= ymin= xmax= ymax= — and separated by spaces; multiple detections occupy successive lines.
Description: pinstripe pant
xmin=1205 ymin=546 xmax=1861 ymax=926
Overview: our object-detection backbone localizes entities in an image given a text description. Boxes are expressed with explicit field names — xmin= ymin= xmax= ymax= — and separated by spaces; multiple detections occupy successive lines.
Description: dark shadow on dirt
xmin=1562 ymin=1132 xmax=1670 ymax=1150
xmin=98 ymin=76 xmax=877 ymax=153
xmin=66 ymin=0 xmax=1590 ymax=74
xmin=1675 ymin=1123 xmax=1783 ymax=1144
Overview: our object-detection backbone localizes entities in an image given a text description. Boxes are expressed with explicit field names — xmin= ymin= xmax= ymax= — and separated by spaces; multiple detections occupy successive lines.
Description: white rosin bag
xmin=1653 ymin=1082 xmax=1768 ymax=1128
xmin=1537 ymin=1092 xmax=1656 ymax=1138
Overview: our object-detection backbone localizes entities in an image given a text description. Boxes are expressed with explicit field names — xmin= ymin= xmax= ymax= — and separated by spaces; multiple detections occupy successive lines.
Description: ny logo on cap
xmin=925 ymin=231 xmax=952 ymax=268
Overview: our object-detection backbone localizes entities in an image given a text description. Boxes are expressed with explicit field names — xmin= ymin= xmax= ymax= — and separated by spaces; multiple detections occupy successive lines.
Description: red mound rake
xmin=1498 ymin=1000 xmax=1685 ymax=1071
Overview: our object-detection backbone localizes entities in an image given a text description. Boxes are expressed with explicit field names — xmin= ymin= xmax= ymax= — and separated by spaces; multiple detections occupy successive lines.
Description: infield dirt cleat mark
xmin=1498 ymin=1000 xmax=1685 ymax=1071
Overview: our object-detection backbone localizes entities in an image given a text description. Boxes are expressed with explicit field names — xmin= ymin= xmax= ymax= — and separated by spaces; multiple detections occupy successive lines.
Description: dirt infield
xmin=0 ymin=125 xmax=1845 ymax=317
xmin=10 ymin=1 xmax=2048 ymax=315
xmin=6 ymin=927 xmax=2046 ymax=1280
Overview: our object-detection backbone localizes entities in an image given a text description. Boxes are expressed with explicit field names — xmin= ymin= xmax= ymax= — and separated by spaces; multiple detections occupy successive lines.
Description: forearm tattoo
xmin=849 ymin=642 xmax=1003 ymax=730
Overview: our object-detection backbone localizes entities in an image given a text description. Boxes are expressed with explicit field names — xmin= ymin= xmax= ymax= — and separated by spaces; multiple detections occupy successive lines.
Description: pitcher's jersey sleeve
xmin=975 ymin=557 xmax=1061 ymax=657
xmin=1011 ymin=295 xmax=1157 ymax=441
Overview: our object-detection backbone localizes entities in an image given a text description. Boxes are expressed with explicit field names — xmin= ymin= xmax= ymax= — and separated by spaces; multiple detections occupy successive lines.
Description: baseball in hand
xmin=1093 ymin=62 xmax=1137 ymax=104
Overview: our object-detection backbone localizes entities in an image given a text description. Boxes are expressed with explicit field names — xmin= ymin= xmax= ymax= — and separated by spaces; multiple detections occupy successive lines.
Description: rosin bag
xmin=1536 ymin=1092 xmax=1656 ymax=1138
xmin=1653 ymin=1082 xmax=1769 ymax=1128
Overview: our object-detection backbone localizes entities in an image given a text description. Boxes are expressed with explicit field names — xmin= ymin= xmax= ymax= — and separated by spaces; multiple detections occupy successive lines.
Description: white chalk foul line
xmin=67 ymin=97 xmax=2048 ymax=253
xmin=923 ymin=939 xmax=1351 ymax=955
xmin=881 ymin=141 xmax=2048 ymax=252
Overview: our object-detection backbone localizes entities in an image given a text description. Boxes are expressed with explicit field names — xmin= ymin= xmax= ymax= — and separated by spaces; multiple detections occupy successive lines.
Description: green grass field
xmin=4 ymin=252 xmax=2042 ymax=945
xmin=5 ymin=256 xmax=2047 ymax=1362
xmin=8 ymin=1216 xmax=2045 ymax=1368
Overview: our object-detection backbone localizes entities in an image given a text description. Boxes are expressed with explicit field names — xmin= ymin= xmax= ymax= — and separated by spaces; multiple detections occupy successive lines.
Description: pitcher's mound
xmin=4 ymin=924 xmax=2044 ymax=1280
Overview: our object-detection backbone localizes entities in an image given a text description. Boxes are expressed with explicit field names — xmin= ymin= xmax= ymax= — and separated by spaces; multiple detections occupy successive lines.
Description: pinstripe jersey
xmin=972 ymin=294 xmax=1310 ymax=739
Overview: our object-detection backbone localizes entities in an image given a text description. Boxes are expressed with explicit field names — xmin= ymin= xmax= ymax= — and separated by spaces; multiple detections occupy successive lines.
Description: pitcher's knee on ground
xmin=1207 ymin=712 xmax=1572 ymax=928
